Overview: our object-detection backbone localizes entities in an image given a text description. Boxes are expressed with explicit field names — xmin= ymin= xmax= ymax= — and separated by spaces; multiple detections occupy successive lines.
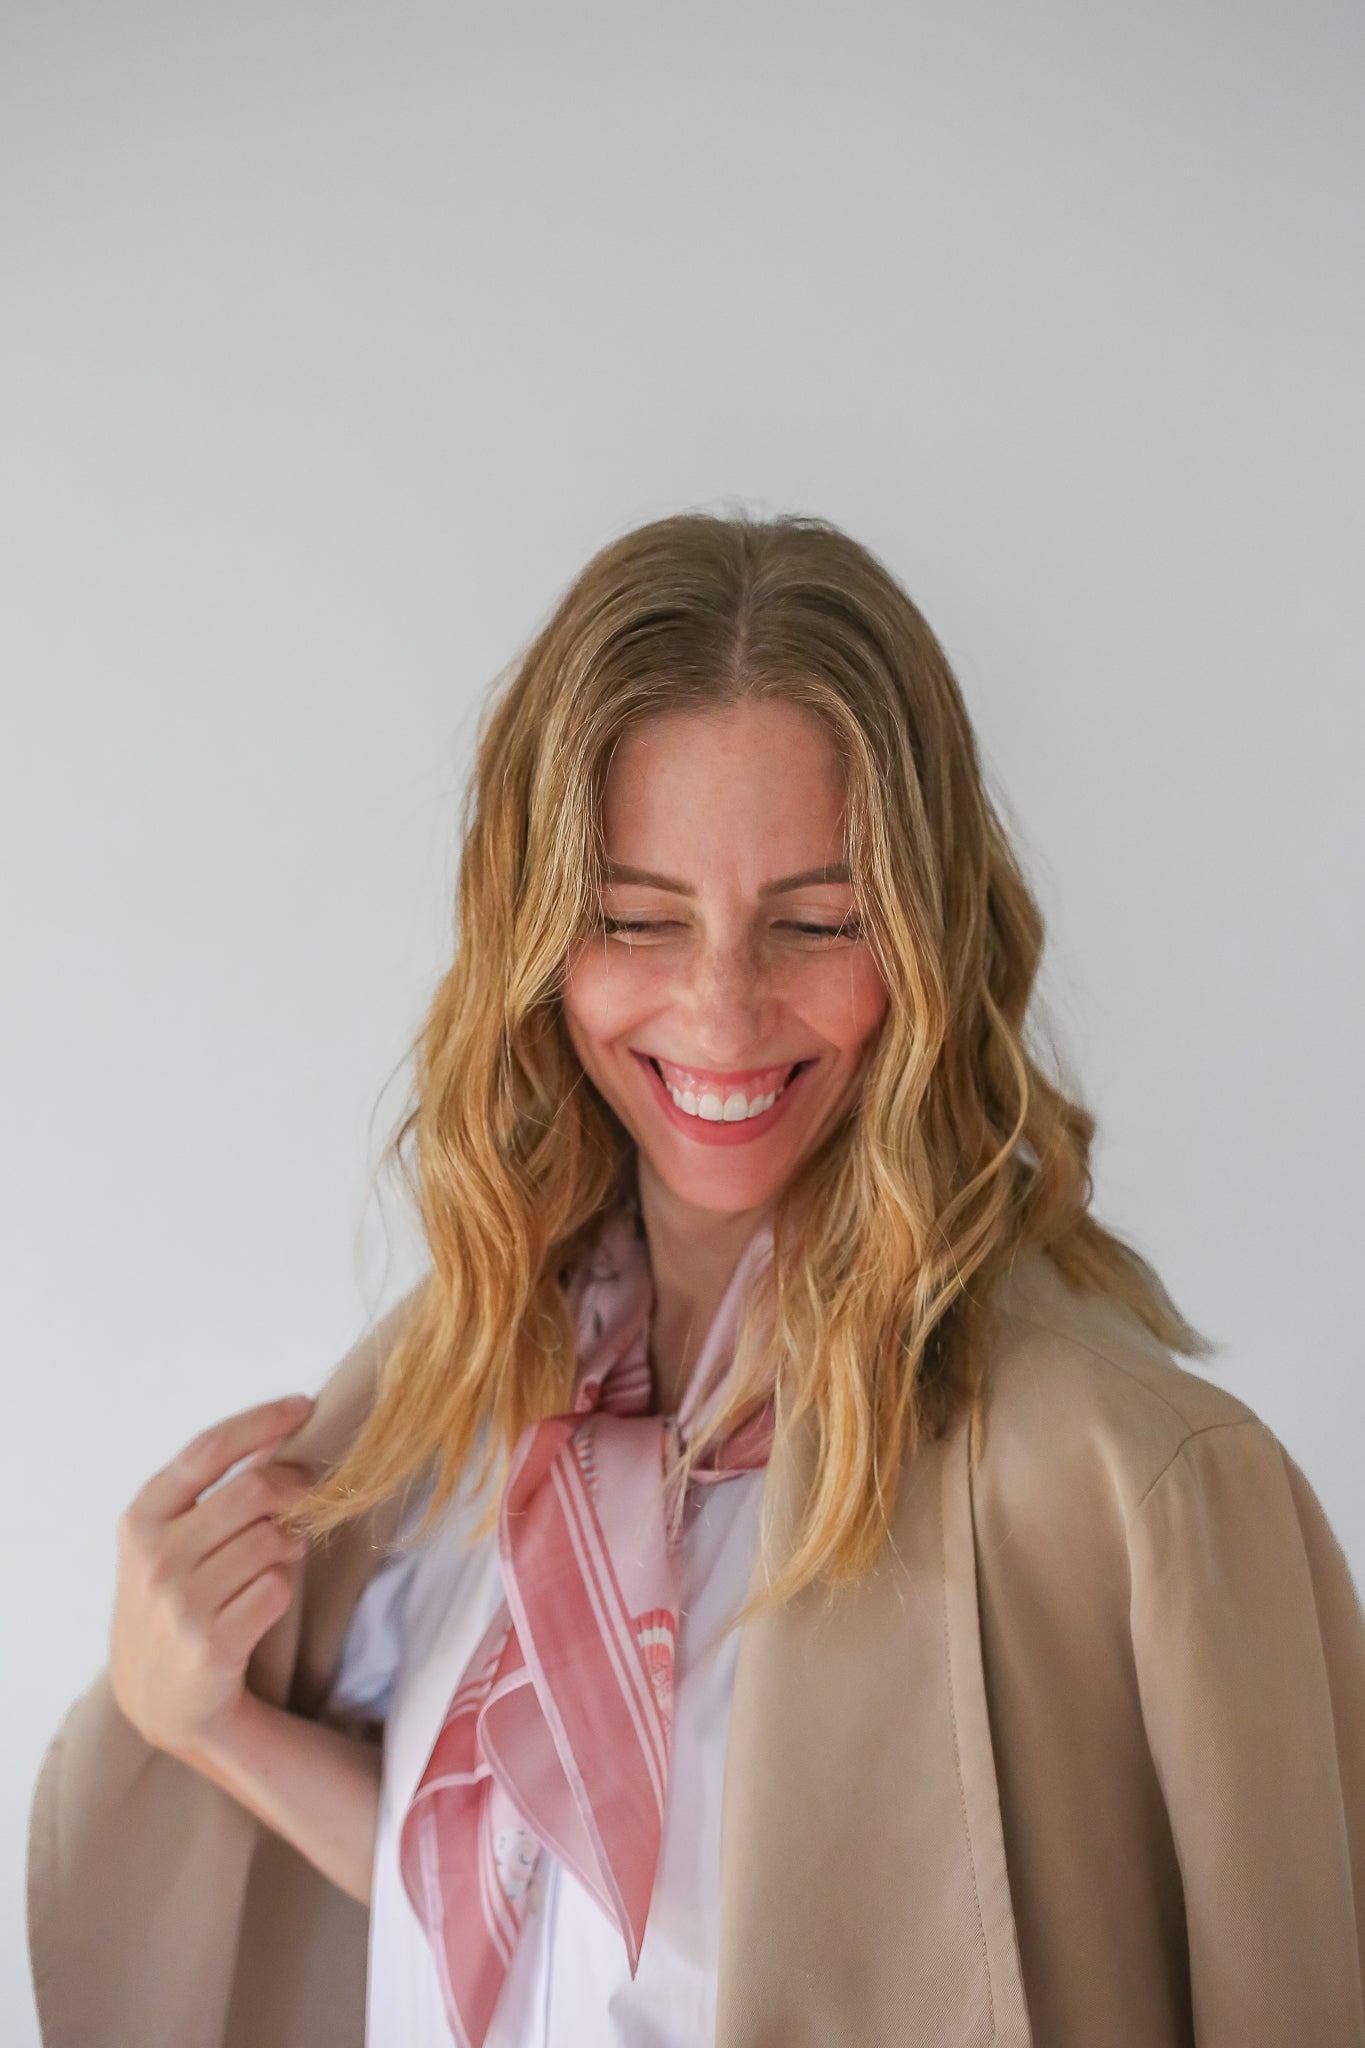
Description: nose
xmin=677 ymin=936 xmax=778 ymax=1064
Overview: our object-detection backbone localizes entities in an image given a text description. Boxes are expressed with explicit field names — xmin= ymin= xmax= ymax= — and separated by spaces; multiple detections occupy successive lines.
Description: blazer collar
xmin=715 ymin=1407 xmax=1033 ymax=2047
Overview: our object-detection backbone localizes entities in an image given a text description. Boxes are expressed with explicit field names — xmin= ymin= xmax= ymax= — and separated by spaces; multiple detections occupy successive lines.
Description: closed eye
xmin=788 ymin=920 xmax=862 ymax=940
xmin=599 ymin=919 xmax=678 ymax=936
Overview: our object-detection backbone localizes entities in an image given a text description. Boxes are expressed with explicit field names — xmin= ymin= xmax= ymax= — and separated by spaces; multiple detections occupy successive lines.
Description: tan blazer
xmin=27 ymin=1251 xmax=1365 ymax=2046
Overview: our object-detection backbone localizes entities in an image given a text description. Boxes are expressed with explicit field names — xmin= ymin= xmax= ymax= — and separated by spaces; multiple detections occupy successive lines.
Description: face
xmin=561 ymin=698 xmax=889 ymax=1218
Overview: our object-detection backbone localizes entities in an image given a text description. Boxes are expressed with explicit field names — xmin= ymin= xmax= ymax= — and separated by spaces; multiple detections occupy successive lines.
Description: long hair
xmin=285 ymin=509 xmax=1213 ymax=1607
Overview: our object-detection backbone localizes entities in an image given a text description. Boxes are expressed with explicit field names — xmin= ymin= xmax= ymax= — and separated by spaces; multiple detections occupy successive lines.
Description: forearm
xmin=173 ymin=1691 xmax=383 ymax=1906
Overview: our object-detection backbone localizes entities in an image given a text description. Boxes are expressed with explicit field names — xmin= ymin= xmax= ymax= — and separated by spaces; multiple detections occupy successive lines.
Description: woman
xmin=28 ymin=512 xmax=1365 ymax=2048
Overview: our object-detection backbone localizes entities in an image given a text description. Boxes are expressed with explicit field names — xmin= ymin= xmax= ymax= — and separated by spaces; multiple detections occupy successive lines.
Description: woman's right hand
xmin=109 ymin=1393 xmax=319 ymax=1759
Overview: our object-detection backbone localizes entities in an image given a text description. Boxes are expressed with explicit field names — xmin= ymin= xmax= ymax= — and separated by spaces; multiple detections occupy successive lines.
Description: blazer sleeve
xmin=25 ymin=1282 xmax=426 ymax=2048
xmin=1128 ymin=1416 xmax=1365 ymax=2047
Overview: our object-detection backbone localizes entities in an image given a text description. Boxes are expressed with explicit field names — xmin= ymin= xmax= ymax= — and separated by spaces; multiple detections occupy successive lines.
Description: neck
xmin=634 ymin=1154 xmax=773 ymax=1414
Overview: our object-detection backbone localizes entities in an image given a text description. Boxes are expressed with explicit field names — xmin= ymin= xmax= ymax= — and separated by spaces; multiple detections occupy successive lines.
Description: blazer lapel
xmin=714 ymin=1410 xmax=1032 ymax=2047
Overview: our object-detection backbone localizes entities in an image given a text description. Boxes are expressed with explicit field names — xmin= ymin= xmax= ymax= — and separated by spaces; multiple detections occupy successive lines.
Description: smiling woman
xmin=29 ymin=511 xmax=1365 ymax=2048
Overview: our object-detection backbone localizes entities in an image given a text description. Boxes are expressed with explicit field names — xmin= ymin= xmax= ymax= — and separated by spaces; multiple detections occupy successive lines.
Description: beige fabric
xmin=27 ymin=1255 xmax=1365 ymax=2046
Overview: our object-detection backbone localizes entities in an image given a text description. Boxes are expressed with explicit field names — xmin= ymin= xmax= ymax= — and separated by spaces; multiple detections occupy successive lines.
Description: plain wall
xmin=5 ymin=3 xmax=1362 ymax=2040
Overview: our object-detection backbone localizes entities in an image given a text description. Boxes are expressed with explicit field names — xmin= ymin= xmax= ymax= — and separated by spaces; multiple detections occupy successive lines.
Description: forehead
xmin=600 ymin=701 xmax=848 ymax=875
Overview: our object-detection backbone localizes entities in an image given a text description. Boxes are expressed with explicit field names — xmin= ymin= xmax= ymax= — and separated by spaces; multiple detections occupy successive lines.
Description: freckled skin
xmin=562 ymin=700 xmax=890 ymax=1222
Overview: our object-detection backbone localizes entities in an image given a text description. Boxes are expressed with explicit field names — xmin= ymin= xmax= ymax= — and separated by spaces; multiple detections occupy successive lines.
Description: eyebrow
xmin=603 ymin=861 xmax=852 ymax=899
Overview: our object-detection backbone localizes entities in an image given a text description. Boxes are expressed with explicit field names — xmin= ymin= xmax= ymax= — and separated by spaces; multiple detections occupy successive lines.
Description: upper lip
xmin=634 ymin=1051 xmax=809 ymax=1089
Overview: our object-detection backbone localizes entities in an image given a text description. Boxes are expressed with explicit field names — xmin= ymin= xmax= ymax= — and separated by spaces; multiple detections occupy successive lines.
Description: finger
xmin=242 ymin=1436 xmax=320 ymax=1471
xmin=191 ymin=1516 xmax=308 ymax=1618
xmin=211 ymin=1565 xmax=298 ymax=1669
xmin=166 ymin=1460 xmax=317 ymax=1576
xmin=126 ymin=1395 xmax=316 ymax=1530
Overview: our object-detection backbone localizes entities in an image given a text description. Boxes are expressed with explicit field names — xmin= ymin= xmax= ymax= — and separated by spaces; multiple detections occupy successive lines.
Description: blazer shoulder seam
xmin=997 ymin=1302 xmax=1251 ymax=1441
xmin=1129 ymin=1415 xmax=1273 ymax=1519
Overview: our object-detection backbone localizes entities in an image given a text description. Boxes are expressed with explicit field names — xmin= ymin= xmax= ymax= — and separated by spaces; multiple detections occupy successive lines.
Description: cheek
xmin=802 ymin=955 xmax=890 ymax=1053
xmin=561 ymin=947 xmax=656 ymax=1047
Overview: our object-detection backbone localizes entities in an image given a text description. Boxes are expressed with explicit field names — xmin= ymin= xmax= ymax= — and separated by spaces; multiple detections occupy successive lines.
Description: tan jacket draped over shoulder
xmin=27 ymin=1251 xmax=1365 ymax=2047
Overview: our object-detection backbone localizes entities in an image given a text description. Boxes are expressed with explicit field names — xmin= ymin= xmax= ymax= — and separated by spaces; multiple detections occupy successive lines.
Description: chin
xmin=639 ymin=1148 xmax=794 ymax=1216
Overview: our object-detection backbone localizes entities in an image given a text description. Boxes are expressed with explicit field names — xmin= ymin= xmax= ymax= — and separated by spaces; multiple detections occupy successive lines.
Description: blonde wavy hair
xmin=286 ymin=508 xmax=1213 ymax=1607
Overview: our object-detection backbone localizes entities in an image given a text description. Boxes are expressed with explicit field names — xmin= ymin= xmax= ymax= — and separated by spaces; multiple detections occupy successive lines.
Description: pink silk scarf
xmin=398 ymin=1204 xmax=776 ymax=2048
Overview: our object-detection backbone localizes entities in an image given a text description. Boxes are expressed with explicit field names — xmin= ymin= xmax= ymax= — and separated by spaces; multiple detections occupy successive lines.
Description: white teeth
xmin=662 ymin=1071 xmax=789 ymax=1121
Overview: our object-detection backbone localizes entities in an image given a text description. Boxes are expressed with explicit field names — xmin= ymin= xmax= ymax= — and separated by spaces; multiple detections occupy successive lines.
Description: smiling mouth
xmin=644 ymin=1055 xmax=812 ymax=1122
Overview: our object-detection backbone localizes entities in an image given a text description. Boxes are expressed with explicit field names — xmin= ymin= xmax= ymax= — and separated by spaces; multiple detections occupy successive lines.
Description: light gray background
xmin=5 ymin=4 xmax=1362 ymax=2040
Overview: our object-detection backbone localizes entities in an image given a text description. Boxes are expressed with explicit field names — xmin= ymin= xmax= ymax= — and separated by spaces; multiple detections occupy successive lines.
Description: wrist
xmin=173 ymin=1689 xmax=269 ymax=1774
